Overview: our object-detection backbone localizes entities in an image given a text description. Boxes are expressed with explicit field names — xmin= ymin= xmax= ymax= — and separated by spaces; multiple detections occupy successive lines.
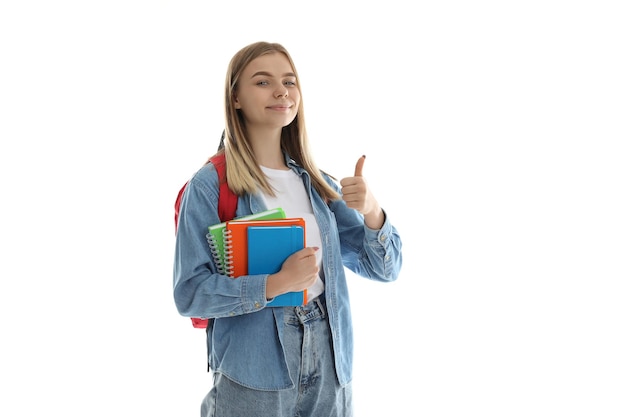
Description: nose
xmin=274 ymin=85 xmax=288 ymax=98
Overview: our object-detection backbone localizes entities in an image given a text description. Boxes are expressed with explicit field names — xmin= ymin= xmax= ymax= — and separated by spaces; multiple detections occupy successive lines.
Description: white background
xmin=1 ymin=1 xmax=625 ymax=416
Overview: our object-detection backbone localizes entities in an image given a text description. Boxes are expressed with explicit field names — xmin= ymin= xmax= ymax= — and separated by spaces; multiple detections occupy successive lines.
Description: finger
xmin=300 ymin=247 xmax=319 ymax=258
xmin=354 ymin=155 xmax=366 ymax=177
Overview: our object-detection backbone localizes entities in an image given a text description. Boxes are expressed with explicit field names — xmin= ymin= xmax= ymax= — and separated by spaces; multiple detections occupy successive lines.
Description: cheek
xmin=236 ymin=97 xmax=254 ymax=112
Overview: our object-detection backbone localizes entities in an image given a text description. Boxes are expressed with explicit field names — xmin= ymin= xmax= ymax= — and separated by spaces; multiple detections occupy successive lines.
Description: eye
xmin=284 ymin=79 xmax=297 ymax=87
xmin=256 ymin=80 xmax=269 ymax=86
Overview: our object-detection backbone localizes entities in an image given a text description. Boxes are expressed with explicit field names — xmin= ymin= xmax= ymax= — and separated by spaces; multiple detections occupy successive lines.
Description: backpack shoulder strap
xmin=174 ymin=182 xmax=188 ymax=234
xmin=209 ymin=153 xmax=238 ymax=222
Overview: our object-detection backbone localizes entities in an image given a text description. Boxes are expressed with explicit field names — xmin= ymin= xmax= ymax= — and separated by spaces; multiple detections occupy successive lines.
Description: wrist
xmin=266 ymin=272 xmax=283 ymax=300
xmin=364 ymin=206 xmax=384 ymax=230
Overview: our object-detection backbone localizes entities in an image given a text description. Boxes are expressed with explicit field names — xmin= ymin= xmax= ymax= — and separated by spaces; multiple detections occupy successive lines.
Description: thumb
xmin=354 ymin=155 xmax=366 ymax=177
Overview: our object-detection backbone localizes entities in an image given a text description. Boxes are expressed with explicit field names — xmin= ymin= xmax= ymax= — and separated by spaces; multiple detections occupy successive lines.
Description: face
xmin=233 ymin=52 xmax=300 ymax=134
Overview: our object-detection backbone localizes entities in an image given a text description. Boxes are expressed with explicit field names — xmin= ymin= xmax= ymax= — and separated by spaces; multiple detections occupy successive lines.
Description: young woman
xmin=173 ymin=41 xmax=403 ymax=417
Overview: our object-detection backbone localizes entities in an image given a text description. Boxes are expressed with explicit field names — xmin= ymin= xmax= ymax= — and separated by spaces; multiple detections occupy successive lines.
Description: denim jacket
xmin=173 ymin=154 xmax=403 ymax=390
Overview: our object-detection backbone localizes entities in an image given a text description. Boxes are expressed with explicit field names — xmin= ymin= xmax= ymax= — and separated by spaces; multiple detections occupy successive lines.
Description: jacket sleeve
xmin=327 ymin=178 xmax=403 ymax=282
xmin=173 ymin=167 xmax=268 ymax=319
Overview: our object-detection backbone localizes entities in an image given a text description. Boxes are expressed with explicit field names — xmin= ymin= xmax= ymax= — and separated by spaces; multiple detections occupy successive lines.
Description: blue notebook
xmin=247 ymin=225 xmax=307 ymax=307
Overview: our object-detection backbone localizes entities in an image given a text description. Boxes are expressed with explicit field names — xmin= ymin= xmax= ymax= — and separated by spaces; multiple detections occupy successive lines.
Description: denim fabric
xmin=200 ymin=297 xmax=353 ymax=417
xmin=174 ymin=153 xmax=403 ymax=389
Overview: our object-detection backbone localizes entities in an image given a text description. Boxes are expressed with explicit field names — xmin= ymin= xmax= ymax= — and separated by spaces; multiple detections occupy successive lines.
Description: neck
xmin=249 ymin=128 xmax=287 ymax=170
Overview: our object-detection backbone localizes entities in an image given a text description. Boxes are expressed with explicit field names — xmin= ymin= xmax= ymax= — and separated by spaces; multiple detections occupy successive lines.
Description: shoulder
xmin=188 ymin=163 xmax=219 ymax=194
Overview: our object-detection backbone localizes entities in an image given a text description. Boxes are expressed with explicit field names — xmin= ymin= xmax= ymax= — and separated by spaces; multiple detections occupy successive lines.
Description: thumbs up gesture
xmin=340 ymin=155 xmax=385 ymax=229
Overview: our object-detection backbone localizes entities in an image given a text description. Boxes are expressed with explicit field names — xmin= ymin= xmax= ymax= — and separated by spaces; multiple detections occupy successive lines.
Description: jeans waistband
xmin=285 ymin=296 xmax=326 ymax=325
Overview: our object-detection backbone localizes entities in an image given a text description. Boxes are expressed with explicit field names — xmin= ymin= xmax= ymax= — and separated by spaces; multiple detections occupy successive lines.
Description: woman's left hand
xmin=340 ymin=155 xmax=385 ymax=229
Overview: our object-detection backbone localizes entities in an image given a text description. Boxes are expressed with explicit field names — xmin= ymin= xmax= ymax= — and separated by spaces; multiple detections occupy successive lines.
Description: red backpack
xmin=174 ymin=152 xmax=238 ymax=328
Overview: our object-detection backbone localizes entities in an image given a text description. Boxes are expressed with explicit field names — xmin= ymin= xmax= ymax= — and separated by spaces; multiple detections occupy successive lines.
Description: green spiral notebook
xmin=206 ymin=207 xmax=286 ymax=275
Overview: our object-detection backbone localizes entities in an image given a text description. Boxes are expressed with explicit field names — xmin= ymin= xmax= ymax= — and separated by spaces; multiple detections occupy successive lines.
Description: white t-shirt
xmin=259 ymin=166 xmax=324 ymax=301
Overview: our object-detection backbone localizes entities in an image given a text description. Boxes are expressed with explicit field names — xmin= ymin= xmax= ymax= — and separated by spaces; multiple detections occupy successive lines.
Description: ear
xmin=233 ymin=94 xmax=241 ymax=109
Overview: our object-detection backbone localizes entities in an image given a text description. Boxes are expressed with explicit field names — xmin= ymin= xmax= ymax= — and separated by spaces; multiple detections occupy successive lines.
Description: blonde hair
xmin=210 ymin=41 xmax=340 ymax=202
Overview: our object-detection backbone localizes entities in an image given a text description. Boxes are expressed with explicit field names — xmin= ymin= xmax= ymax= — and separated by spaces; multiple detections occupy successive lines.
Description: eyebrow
xmin=250 ymin=71 xmax=296 ymax=79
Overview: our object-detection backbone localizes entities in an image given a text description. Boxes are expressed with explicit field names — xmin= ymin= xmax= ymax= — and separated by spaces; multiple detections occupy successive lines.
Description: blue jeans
xmin=201 ymin=297 xmax=353 ymax=417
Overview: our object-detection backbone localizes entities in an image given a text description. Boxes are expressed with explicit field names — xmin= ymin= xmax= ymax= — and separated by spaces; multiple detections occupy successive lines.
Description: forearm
xmin=363 ymin=204 xmax=385 ymax=230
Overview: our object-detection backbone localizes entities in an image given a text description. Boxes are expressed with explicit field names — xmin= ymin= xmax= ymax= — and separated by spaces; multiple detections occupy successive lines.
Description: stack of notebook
xmin=206 ymin=208 xmax=308 ymax=307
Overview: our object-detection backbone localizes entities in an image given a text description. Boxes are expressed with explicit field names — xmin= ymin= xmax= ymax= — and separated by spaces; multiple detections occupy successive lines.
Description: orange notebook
xmin=223 ymin=218 xmax=306 ymax=278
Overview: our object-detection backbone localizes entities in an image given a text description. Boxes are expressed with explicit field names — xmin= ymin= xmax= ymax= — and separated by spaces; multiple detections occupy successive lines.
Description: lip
xmin=267 ymin=103 xmax=292 ymax=110
xmin=268 ymin=106 xmax=291 ymax=112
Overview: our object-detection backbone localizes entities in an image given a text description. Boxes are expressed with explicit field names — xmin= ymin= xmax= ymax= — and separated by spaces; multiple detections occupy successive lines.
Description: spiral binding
xmin=222 ymin=228 xmax=234 ymax=277
xmin=206 ymin=232 xmax=226 ymax=275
